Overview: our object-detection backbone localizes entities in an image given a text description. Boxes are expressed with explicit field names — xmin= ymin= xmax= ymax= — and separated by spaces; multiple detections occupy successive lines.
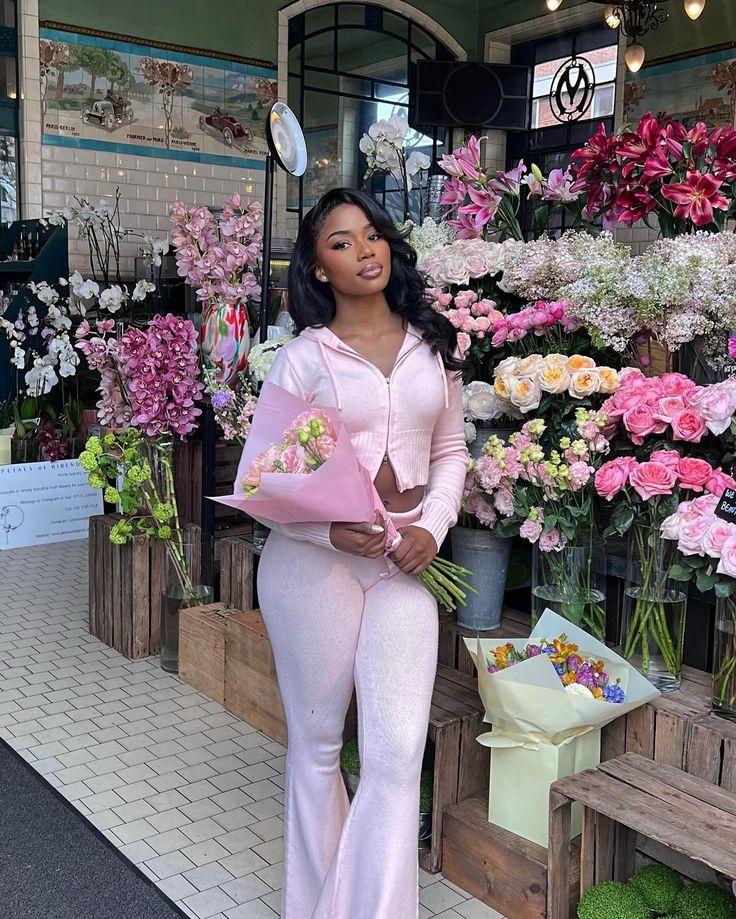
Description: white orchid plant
xmin=359 ymin=113 xmax=430 ymax=223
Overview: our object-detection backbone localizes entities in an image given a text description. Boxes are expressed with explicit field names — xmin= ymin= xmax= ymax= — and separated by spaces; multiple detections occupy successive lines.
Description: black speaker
xmin=410 ymin=61 xmax=531 ymax=131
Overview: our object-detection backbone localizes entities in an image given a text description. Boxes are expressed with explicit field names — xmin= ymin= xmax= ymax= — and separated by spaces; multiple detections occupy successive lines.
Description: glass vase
xmin=160 ymin=532 xmax=213 ymax=673
xmin=531 ymin=535 xmax=607 ymax=641
xmin=201 ymin=301 xmax=250 ymax=386
xmin=713 ymin=594 xmax=736 ymax=720
xmin=620 ymin=524 xmax=687 ymax=692
xmin=11 ymin=436 xmax=40 ymax=463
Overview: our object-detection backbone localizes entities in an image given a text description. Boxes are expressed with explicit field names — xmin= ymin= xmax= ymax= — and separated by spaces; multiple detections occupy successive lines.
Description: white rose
xmin=508 ymin=376 xmax=542 ymax=414
xmin=468 ymin=390 xmax=504 ymax=421
xmin=495 ymin=356 xmax=521 ymax=378
xmin=439 ymin=257 xmax=470 ymax=287
xmin=564 ymin=683 xmax=594 ymax=699
xmin=464 ymin=421 xmax=477 ymax=443
xmin=517 ymin=354 xmax=545 ymax=378
xmin=597 ymin=367 xmax=620 ymax=394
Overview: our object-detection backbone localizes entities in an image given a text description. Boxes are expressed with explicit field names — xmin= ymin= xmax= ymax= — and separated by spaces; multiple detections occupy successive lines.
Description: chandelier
xmin=545 ymin=1 xmax=707 ymax=72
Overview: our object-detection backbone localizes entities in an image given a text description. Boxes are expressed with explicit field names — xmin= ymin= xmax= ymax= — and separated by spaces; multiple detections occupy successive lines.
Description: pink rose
xmin=671 ymin=408 xmax=707 ymax=442
xmin=706 ymin=469 xmax=736 ymax=496
xmin=717 ymin=535 xmax=736 ymax=578
xmin=659 ymin=373 xmax=697 ymax=398
xmin=622 ymin=403 xmax=667 ymax=445
xmin=595 ymin=457 xmax=637 ymax=501
xmin=457 ymin=332 xmax=472 ymax=358
xmin=676 ymin=457 xmax=714 ymax=493
xmin=650 ymin=449 xmax=681 ymax=469
xmin=689 ymin=381 xmax=736 ymax=436
xmin=689 ymin=494 xmax=720 ymax=516
xmin=660 ymin=512 xmax=684 ymax=541
xmin=280 ymin=444 xmax=309 ymax=474
xmin=454 ymin=289 xmax=478 ymax=310
xmin=629 ymin=461 xmax=677 ymax=501
xmin=703 ymin=520 xmax=736 ymax=559
xmin=678 ymin=516 xmax=711 ymax=556
xmin=653 ymin=396 xmax=685 ymax=424
xmin=613 ymin=384 xmax=648 ymax=414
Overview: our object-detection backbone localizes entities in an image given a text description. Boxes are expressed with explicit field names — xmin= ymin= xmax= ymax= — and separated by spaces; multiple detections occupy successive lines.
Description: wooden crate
xmin=225 ymin=609 xmax=287 ymax=745
xmin=438 ymin=607 xmax=531 ymax=675
xmin=420 ymin=664 xmax=490 ymax=874
xmin=442 ymin=795 xmax=581 ymax=919
xmin=179 ymin=602 xmax=239 ymax=705
xmin=547 ymin=753 xmax=736 ymax=919
xmin=88 ymin=515 xmax=200 ymax=659
xmin=600 ymin=666 xmax=736 ymax=790
xmin=220 ymin=536 xmax=257 ymax=612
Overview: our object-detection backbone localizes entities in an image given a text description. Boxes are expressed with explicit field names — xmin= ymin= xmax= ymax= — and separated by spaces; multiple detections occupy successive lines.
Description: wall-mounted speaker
xmin=409 ymin=61 xmax=531 ymax=131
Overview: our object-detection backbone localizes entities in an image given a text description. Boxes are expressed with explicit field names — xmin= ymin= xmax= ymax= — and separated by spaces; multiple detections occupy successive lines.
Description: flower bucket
xmin=450 ymin=525 xmax=511 ymax=630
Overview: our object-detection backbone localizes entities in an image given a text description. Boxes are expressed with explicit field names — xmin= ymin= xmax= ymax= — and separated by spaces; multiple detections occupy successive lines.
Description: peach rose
xmin=569 ymin=369 xmax=600 ymax=399
xmin=517 ymin=354 xmax=545 ymax=377
xmin=567 ymin=354 xmax=596 ymax=371
xmin=597 ymin=367 xmax=619 ymax=394
xmin=508 ymin=376 xmax=542 ymax=413
xmin=539 ymin=362 xmax=571 ymax=394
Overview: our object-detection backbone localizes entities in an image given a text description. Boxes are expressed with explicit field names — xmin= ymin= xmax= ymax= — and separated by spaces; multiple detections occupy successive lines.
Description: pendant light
xmin=684 ymin=0 xmax=706 ymax=19
xmin=625 ymin=42 xmax=646 ymax=73
xmin=604 ymin=4 xmax=621 ymax=28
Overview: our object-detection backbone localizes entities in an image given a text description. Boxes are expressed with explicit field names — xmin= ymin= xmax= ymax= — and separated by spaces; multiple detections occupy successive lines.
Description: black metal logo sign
xmin=549 ymin=56 xmax=596 ymax=123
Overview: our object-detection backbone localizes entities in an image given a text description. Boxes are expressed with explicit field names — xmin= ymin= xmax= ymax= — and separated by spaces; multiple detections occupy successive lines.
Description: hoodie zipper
xmin=382 ymin=340 xmax=421 ymax=470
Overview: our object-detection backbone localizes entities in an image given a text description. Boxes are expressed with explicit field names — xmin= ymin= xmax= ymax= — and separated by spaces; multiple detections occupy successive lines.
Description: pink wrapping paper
xmin=212 ymin=382 xmax=399 ymax=547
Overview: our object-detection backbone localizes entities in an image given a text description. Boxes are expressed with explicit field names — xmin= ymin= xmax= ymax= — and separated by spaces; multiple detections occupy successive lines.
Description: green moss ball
xmin=629 ymin=865 xmax=684 ymax=912
xmin=577 ymin=881 xmax=649 ymax=919
xmin=673 ymin=883 xmax=736 ymax=919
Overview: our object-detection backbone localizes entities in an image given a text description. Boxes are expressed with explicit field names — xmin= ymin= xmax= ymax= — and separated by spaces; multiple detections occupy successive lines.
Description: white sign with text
xmin=0 ymin=460 xmax=103 ymax=550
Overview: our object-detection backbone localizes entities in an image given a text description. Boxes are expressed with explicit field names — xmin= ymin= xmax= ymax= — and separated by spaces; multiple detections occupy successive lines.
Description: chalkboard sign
xmin=715 ymin=487 xmax=736 ymax=524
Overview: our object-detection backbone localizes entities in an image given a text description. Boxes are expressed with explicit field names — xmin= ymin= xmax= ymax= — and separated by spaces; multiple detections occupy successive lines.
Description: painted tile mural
xmin=625 ymin=49 xmax=736 ymax=127
xmin=39 ymin=28 xmax=277 ymax=168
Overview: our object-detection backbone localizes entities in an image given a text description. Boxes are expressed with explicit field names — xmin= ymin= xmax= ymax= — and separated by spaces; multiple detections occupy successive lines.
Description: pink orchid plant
xmin=170 ymin=193 xmax=263 ymax=307
xmin=571 ymin=112 xmax=736 ymax=236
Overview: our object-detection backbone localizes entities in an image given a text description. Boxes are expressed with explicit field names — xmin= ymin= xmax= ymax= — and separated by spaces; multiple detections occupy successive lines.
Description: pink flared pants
xmin=257 ymin=507 xmax=438 ymax=919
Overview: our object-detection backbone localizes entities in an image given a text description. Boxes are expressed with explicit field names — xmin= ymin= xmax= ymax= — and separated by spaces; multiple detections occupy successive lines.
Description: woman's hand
xmin=390 ymin=526 xmax=438 ymax=576
xmin=329 ymin=512 xmax=387 ymax=558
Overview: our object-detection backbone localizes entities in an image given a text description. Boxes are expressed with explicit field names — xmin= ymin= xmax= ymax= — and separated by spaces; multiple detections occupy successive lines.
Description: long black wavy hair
xmin=287 ymin=188 xmax=472 ymax=381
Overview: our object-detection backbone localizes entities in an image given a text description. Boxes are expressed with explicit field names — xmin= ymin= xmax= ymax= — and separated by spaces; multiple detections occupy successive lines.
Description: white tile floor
xmin=0 ymin=539 xmax=506 ymax=919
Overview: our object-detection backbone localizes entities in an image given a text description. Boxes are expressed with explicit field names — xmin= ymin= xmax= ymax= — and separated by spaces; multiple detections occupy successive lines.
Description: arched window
xmin=286 ymin=3 xmax=456 ymax=223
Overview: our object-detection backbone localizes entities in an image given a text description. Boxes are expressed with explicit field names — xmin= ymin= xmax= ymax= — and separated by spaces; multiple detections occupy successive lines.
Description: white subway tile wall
xmin=41 ymin=145 xmax=267 ymax=276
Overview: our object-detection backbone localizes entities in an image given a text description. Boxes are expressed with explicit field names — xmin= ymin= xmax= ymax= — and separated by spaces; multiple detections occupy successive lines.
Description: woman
xmin=255 ymin=188 xmax=470 ymax=919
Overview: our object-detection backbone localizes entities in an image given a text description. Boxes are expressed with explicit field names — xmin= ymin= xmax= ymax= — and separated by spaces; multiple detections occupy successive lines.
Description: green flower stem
xmin=418 ymin=558 xmax=478 ymax=611
xmin=623 ymin=525 xmax=682 ymax=678
xmin=715 ymin=599 xmax=736 ymax=710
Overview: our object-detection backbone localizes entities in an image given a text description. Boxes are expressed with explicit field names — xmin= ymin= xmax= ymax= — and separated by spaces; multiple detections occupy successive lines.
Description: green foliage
xmin=340 ymin=739 xmax=360 ymax=776
xmin=419 ymin=771 xmax=433 ymax=813
xmin=604 ymin=503 xmax=635 ymax=538
xmin=628 ymin=865 xmax=683 ymax=912
xmin=673 ymin=883 xmax=736 ymax=919
xmin=577 ymin=882 xmax=649 ymax=919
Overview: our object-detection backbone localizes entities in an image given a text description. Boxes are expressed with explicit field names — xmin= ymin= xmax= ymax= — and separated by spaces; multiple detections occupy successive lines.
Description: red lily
xmin=641 ymin=149 xmax=674 ymax=183
xmin=616 ymin=113 xmax=662 ymax=164
xmin=614 ymin=186 xmax=658 ymax=224
xmin=571 ymin=123 xmax=617 ymax=179
xmin=661 ymin=170 xmax=730 ymax=226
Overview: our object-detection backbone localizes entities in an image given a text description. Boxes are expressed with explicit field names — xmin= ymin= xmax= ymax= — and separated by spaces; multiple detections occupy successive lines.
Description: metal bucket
xmin=451 ymin=526 xmax=512 ymax=631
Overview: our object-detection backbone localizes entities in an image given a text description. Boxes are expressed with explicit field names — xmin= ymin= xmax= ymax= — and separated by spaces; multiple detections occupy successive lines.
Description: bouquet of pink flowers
xmin=170 ymin=193 xmax=263 ymax=305
xmin=216 ymin=383 xmax=476 ymax=610
xmin=601 ymin=370 xmax=736 ymax=446
xmin=490 ymin=300 xmax=581 ymax=349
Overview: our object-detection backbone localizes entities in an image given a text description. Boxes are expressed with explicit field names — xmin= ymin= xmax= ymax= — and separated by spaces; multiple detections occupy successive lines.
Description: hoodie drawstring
xmin=435 ymin=350 xmax=449 ymax=409
xmin=318 ymin=338 xmax=344 ymax=410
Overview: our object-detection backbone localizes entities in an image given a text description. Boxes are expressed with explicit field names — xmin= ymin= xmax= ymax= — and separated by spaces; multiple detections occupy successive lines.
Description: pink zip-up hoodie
xmin=259 ymin=322 xmax=468 ymax=550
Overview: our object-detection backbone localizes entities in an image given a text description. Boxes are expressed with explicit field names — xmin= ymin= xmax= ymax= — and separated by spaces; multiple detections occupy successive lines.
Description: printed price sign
xmin=715 ymin=487 xmax=736 ymax=525
xmin=0 ymin=460 xmax=103 ymax=550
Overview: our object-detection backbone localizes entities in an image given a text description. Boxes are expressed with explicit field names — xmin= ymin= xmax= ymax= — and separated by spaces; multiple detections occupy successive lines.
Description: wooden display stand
xmin=87 ymin=514 xmax=200 ymax=659
xmin=547 ymin=753 xmax=736 ymax=919
xmin=179 ymin=602 xmax=239 ymax=705
xmin=421 ymin=665 xmax=491 ymax=873
xmin=443 ymin=795 xmax=581 ymax=919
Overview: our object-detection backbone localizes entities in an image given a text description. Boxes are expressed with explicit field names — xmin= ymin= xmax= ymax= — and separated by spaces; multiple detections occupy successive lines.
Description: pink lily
xmin=661 ymin=170 xmax=729 ymax=226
